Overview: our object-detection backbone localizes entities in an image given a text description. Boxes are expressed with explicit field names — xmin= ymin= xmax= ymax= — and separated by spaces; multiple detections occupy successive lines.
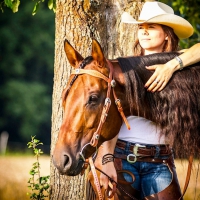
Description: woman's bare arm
xmin=95 ymin=134 xmax=118 ymax=190
xmin=145 ymin=43 xmax=200 ymax=92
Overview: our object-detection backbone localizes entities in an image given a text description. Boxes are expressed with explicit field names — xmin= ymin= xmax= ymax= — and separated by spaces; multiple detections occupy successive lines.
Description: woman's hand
xmin=144 ymin=62 xmax=176 ymax=92
xmin=145 ymin=43 xmax=200 ymax=92
xmin=100 ymin=162 xmax=117 ymax=190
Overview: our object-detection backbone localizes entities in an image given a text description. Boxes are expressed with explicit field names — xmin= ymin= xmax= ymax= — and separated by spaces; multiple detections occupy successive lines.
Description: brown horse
xmin=53 ymin=39 xmax=200 ymax=198
xmin=53 ymin=39 xmax=127 ymax=176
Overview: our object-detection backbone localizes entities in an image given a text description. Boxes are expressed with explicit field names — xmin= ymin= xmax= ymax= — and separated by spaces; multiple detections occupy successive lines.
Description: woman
xmin=98 ymin=1 xmax=200 ymax=199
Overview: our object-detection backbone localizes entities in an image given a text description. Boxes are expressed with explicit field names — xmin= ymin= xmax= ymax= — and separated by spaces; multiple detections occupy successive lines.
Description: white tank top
xmin=118 ymin=116 xmax=166 ymax=144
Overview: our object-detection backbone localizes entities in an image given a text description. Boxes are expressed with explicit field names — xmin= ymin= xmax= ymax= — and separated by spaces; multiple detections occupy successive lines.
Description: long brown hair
xmin=133 ymin=24 xmax=179 ymax=56
xmin=118 ymin=53 xmax=200 ymax=158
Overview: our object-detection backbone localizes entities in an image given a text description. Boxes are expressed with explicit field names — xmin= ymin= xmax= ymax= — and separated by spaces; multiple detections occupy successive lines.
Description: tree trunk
xmin=50 ymin=0 xmax=143 ymax=199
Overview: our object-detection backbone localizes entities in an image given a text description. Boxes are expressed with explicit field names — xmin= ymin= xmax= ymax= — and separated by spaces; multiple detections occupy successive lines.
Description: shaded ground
xmin=0 ymin=156 xmax=199 ymax=200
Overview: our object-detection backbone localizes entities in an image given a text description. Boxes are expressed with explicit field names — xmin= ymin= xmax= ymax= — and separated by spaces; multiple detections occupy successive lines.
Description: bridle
xmin=68 ymin=59 xmax=130 ymax=152
xmin=71 ymin=60 xmax=114 ymax=148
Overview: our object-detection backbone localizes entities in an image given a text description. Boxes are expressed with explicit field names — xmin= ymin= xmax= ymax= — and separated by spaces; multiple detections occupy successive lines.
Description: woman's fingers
xmin=100 ymin=173 xmax=109 ymax=189
xmin=145 ymin=72 xmax=161 ymax=90
xmin=146 ymin=79 xmax=161 ymax=92
xmin=145 ymin=64 xmax=173 ymax=92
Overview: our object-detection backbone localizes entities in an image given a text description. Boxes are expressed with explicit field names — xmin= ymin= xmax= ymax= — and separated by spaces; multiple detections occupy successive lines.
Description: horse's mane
xmin=117 ymin=52 xmax=200 ymax=158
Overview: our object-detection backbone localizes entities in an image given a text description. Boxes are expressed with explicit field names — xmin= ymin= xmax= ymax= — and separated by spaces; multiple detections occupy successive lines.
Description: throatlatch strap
xmin=106 ymin=60 xmax=130 ymax=130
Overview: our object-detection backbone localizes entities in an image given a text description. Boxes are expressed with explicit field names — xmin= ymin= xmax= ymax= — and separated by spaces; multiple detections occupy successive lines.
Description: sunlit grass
xmin=0 ymin=155 xmax=50 ymax=200
xmin=0 ymin=156 xmax=199 ymax=200
xmin=175 ymin=159 xmax=200 ymax=200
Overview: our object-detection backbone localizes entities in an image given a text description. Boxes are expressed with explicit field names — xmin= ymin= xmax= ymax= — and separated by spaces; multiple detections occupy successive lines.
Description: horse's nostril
xmin=53 ymin=152 xmax=72 ymax=173
xmin=63 ymin=154 xmax=69 ymax=168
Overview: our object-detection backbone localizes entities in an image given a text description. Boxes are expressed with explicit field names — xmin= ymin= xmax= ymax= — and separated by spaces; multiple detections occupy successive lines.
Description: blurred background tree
xmin=0 ymin=0 xmax=55 ymax=153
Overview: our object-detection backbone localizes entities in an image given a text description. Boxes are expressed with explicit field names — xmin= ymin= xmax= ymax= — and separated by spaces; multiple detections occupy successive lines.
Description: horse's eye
xmin=88 ymin=95 xmax=99 ymax=103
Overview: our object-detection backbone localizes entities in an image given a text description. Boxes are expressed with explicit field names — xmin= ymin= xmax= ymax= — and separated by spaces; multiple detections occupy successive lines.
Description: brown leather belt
xmin=114 ymin=154 xmax=172 ymax=164
xmin=116 ymin=140 xmax=172 ymax=157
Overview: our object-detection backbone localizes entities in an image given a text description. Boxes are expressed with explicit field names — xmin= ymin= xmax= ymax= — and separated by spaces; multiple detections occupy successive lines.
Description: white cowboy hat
xmin=121 ymin=1 xmax=193 ymax=39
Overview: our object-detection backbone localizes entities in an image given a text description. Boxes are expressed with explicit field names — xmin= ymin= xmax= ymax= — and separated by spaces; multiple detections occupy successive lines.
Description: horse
xmin=53 ymin=39 xmax=200 ymax=199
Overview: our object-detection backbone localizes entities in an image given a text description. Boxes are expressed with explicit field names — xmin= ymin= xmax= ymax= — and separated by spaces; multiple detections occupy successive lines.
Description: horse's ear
xmin=92 ymin=39 xmax=106 ymax=67
xmin=64 ymin=39 xmax=83 ymax=68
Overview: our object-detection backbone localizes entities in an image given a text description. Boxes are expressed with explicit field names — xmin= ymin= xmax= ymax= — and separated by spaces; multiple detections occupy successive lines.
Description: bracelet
xmin=175 ymin=56 xmax=184 ymax=70
xmin=102 ymin=154 xmax=115 ymax=165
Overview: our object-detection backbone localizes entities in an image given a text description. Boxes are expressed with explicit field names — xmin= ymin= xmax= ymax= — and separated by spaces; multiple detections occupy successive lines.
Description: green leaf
xmin=12 ymin=0 xmax=20 ymax=13
xmin=32 ymin=2 xmax=39 ymax=16
xmin=34 ymin=184 xmax=40 ymax=190
xmin=48 ymin=0 xmax=53 ymax=10
xmin=53 ymin=0 xmax=56 ymax=12
xmin=33 ymin=162 xmax=39 ymax=166
xmin=4 ymin=0 xmax=12 ymax=8
xmin=38 ymin=149 xmax=43 ymax=154
xmin=44 ymin=185 xmax=49 ymax=190
xmin=34 ymin=139 xmax=40 ymax=143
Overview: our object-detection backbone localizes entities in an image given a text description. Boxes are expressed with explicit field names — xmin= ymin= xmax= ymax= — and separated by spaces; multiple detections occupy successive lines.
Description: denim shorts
xmin=115 ymin=141 xmax=176 ymax=199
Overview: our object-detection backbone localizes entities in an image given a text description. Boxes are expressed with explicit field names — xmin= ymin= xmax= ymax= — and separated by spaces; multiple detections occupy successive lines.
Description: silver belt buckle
xmin=127 ymin=143 xmax=146 ymax=163
xmin=127 ymin=154 xmax=137 ymax=163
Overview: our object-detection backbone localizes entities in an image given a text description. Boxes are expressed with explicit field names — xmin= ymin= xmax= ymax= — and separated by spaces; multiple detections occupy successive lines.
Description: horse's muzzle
xmin=53 ymin=150 xmax=84 ymax=176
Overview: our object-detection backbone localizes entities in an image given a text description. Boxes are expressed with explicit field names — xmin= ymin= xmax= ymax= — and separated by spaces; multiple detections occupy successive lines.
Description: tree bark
xmin=50 ymin=0 xmax=143 ymax=199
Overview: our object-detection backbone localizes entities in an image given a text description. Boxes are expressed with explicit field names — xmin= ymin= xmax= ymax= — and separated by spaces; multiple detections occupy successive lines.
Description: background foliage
xmin=161 ymin=0 xmax=200 ymax=48
xmin=0 ymin=0 xmax=199 ymax=153
xmin=0 ymin=0 xmax=54 ymax=151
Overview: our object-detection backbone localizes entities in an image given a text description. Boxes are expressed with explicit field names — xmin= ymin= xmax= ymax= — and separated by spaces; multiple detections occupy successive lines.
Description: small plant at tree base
xmin=27 ymin=136 xmax=50 ymax=200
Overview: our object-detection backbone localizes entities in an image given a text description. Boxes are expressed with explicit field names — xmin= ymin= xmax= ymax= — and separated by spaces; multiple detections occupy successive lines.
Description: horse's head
xmin=53 ymin=39 xmax=123 ymax=176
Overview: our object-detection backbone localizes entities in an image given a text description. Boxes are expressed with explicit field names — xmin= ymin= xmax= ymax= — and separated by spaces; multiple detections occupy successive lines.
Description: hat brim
xmin=121 ymin=12 xmax=194 ymax=39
